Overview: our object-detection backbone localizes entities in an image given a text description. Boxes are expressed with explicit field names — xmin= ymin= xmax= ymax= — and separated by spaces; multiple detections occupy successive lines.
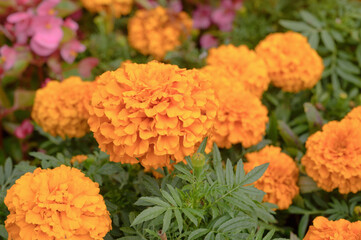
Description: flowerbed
xmin=1 ymin=0 xmax=361 ymax=239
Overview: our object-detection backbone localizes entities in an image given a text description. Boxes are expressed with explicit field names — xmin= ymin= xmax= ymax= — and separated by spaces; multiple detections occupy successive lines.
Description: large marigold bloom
xmin=81 ymin=0 xmax=133 ymax=17
xmin=32 ymin=77 xmax=95 ymax=139
xmin=244 ymin=146 xmax=299 ymax=210
xmin=304 ymin=216 xmax=361 ymax=240
xmin=128 ymin=6 xmax=192 ymax=60
xmin=345 ymin=106 xmax=361 ymax=122
xmin=202 ymin=66 xmax=268 ymax=150
xmin=88 ymin=61 xmax=218 ymax=169
xmin=301 ymin=119 xmax=361 ymax=194
xmin=255 ymin=31 xmax=324 ymax=92
xmin=206 ymin=44 xmax=270 ymax=98
xmin=4 ymin=165 xmax=111 ymax=240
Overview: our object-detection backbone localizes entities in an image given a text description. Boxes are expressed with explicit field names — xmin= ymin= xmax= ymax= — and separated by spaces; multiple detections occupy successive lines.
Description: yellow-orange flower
xmin=81 ymin=0 xmax=133 ymax=17
xmin=244 ymin=146 xmax=299 ymax=210
xmin=304 ymin=216 xmax=361 ymax=240
xmin=32 ymin=77 xmax=95 ymax=139
xmin=71 ymin=154 xmax=88 ymax=164
xmin=202 ymin=66 xmax=268 ymax=150
xmin=301 ymin=119 xmax=361 ymax=194
xmin=206 ymin=44 xmax=270 ymax=98
xmin=345 ymin=106 xmax=361 ymax=122
xmin=4 ymin=165 xmax=111 ymax=240
xmin=88 ymin=61 xmax=218 ymax=169
xmin=128 ymin=6 xmax=192 ymax=60
xmin=255 ymin=31 xmax=324 ymax=93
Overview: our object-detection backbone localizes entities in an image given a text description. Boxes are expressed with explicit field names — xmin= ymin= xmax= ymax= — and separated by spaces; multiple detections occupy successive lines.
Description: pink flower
xmin=169 ymin=0 xmax=182 ymax=13
xmin=0 ymin=46 xmax=17 ymax=71
xmin=78 ymin=57 xmax=99 ymax=78
xmin=60 ymin=39 xmax=85 ymax=63
xmin=14 ymin=119 xmax=34 ymax=139
xmin=200 ymin=34 xmax=218 ymax=49
xmin=41 ymin=77 xmax=51 ymax=88
xmin=6 ymin=11 xmax=33 ymax=44
xmin=64 ymin=18 xmax=79 ymax=32
xmin=211 ymin=0 xmax=242 ymax=32
xmin=37 ymin=0 xmax=60 ymax=16
xmin=193 ymin=5 xmax=212 ymax=29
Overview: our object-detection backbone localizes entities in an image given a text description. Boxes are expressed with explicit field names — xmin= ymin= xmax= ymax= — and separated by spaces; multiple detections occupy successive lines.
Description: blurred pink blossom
xmin=193 ymin=5 xmax=212 ymax=29
xmin=37 ymin=0 xmax=60 ymax=16
xmin=64 ymin=18 xmax=79 ymax=31
xmin=60 ymin=39 xmax=86 ymax=63
xmin=14 ymin=119 xmax=34 ymax=139
xmin=0 ymin=45 xmax=17 ymax=71
xmin=78 ymin=57 xmax=99 ymax=78
xmin=41 ymin=77 xmax=51 ymax=87
xmin=7 ymin=11 xmax=33 ymax=44
xmin=211 ymin=0 xmax=243 ymax=31
xmin=169 ymin=0 xmax=182 ymax=13
xmin=200 ymin=34 xmax=218 ymax=49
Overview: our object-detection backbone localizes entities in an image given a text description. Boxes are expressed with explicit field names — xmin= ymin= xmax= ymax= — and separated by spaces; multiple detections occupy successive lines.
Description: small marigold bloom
xmin=128 ymin=6 xmax=192 ymax=60
xmin=88 ymin=61 xmax=218 ymax=169
xmin=345 ymin=106 xmax=361 ymax=122
xmin=244 ymin=146 xmax=299 ymax=210
xmin=304 ymin=216 xmax=361 ymax=240
xmin=202 ymin=66 xmax=268 ymax=150
xmin=206 ymin=44 xmax=270 ymax=98
xmin=301 ymin=119 xmax=361 ymax=194
xmin=71 ymin=154 xmax=88 ymax=164
xmin=5 ymin=165 xmax=112 ymax=240
xmin=81 ymin=0 xmax=133 ymax=17
xmin=255 ymin=31 xmax=324 ymax=93
xmin=32 ymin=77 xmax=96 ymax=139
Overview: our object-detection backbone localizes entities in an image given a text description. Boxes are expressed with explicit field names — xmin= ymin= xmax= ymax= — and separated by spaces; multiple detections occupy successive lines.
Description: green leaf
xmin=304 ymin=103 xmax=323 ymax=133
xmin=337 ymin=59 xmax=360 ymax=74
xmin=134 ymin=197 xmax=170 ymax=207
xmin=188 ymin=228 xmax=209 ymax=240
xmin=235 ymin=160 xmax=245 ymax=185
xmin=241 ymin=163 xmax=269 ymax=186
xmin=308 ymin=31 xmax=319 ymax=49
xmin=161 ymin=189 xmax=177 ymax=206
xmin=13 ymin=89 xmax=35 ymax=108
xmin=117 ymin=237 xmax=142 ymax=240
xmin=162 ymin=209 xmax=172 ymax=233
xmin=321 ymin=30 xmax=335 ymax=51
xmin=263 ymin=229 xmax=276 ymax=240
xmin=298 ymin=214 xmax=309 ymax=239
xmin=182 ymin=208 xmax=198 ymax=226
xmin=0 ymin=166 xmax=4 ymax=185
xmin=299 ymin=10 xmax=322 ymax=29
xmin=279 ymin=20 xmax=313 ymax=32
xmin=336 ymin=68 xmax=361 ymax=88
xmin=330 ymin=29 xmax=344 ymax=43
xmin=331 ymin=72 xmax=341 ymax=96
xmin=119 ymin=227 xmax=137 ymax=235
xmin=131 ymin=206 xmax=167 ymax=226
xmin=174 ymin=208 xmax=183 ymax=233
xmin=213 ymin=144 xmax=225 ymax=185
xmin=0 ymin=225 xmax=8 ymax=239
xmin=219 ymin=216 xmax=255 ymax=232
xmin=167 ymin=184 xmax=182 ymax=207
xmin=356 ymin=44 xmax=361 ymax=67
xmin=278 ymin=121 xmax=303 ymax=150
xmin=299 ymin=176 xmax=320 ymax=193
xmin=225 ymin=159 xmax=234 ymax=188
xmin=197 ymin=137 xmax=208 ymax=154
xmin=4 ymin=157 xmax=13 ymax=180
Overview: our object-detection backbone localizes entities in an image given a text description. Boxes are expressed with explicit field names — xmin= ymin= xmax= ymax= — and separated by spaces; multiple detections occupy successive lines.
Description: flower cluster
xmin=32 ymin=76 xmax=96 ymax=139
xmin=345 ymin=106 xmax=361 ymax=122
xmin=256 ymin=31 xmax=324 ymax=92
xmin=301 ymin=118 xmax=361 ymax=194
xmin=81 ymin=0 xmax=133 ymax=17
xmin=128 ymin=6 xmax=192 ymax=60
xmin=201 ymin=66 xmax=268 ymax=150
xmin=304 ymin=216 xmax=361 ymax=240
xmin=244 ymin=146 xmax=299 ymax=210
xmin=71 ymin=154 xmax=88 ymax=164
xmin=88 ymin=61 xmax=218 ymax=169
xmin=4 ymin=165 xmax=112 ymax=239
xmin=206 ymin=44 xmax=270 ymax=98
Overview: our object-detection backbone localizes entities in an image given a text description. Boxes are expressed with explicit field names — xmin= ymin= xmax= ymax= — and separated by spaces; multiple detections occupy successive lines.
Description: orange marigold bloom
xmin=202 ymin=66 xmax=268 ymax=150
xmin=81 ymin=0 xmax=133 ymax=17
xmin=71 ymin=154 xmax=88 ymax=164
xmin=5 ymin=165 xmax=111 ymax=240
xmin=304 ymin=216 xmax=361 ymax=240
xmin=301 ymin=119 xmax=361 ymax=194
xmin=244 ymin=146 xmax=299 ymax=210
xmin=88 ymin=61 xmax=218 ymax=169
xmin=206 ymin=44 xmax=270 ymax=98
xmin=345 ymin=106 xmax=361 ymax=122
xmin=32 ymin=77 xmax=96 ymax=139
xmin=128 ymin=6 xmax=192 ymax=60
xmin=255 ymin=31 xmax=324 ymax=93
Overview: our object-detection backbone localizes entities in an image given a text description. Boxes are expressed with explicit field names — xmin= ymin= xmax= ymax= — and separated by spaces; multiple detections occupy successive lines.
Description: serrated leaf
xmin=134 ymin=197 xmax=170 ymax=207
xmin=4 ymin=157 xmax=13 ymax=180
xmin=263 ymin=229 xmax=276 ymax=240
xmin=161 ymin=189 xmax=177 ymax=206
xmin=235 ymin=160 xmax=245 ymax=185
xmin=308 ymin=31 xmax=319 ymax=49
xmin=279 ymin=20 xmax=313 ymax=32
xmin=298 ymin=214 xmax=309 ymax=239
xmin=205 ymin=232 xmax=214 ymax=240
xmin=278 ymin=120 xmax=303 ymax=150
xmin=167 ymin=184 xmax=182 ymax=207
xmin=174 ymin=208 xmax=183 ymax=233
xmin=330 ymin=29 xmax=344 ymax=43
xmin=131 ymin=206 xmax=166 ymax=226
xmin=97 ymin=163 xmax=118 ymax=175
xmin=337 ymin=59 xmax=360 ymax=74
xmin=197 ymin=137 xmax=208 ymax=154
xmin=219 ymin=216 xmax=255 ymax=232
xmin=241 ymin=163 xmax=269 ymax=186
xmin=225 ymin=159 xmax=234 ymax=188
xmin=321 ymin=30 xmax=335 ymax=51
xmin=331 ymin=72 xmax=340 ymax=96
xmin=299 ymin=10 xmax=322 ymax=28
xmin=336 ymin=67 xmax=361 ymax=88
xmin=188 ymin=228 xmax=209 ymax=240
xmin=182 ymin=208 xmax=198 ymax=226
xmin=0 ymin=166 xmax=4 ymax=185
xmin=162 ymin=209 xmax=172 ymax=233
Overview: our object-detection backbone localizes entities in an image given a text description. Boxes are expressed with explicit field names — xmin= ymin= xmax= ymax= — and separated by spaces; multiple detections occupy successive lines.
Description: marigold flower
xmin=81 ymin=0 xmax=133 ymax=17
xmin=206 ymin=44 xmax=270 ymax=98
xmin=202 ymin=66 xmax=268 ymax=150
xmin=88 ymin=61 xmax=218 ymax=169
xmin=304 ymin=216 xmax=361 ymax=240
xmin=5 ymin=165 xmax=111 ymax=239
xmin=244 ymin=146 xmax=299 ymax=210
xmin=128 ymin=6 xmax=192 ymax=60
xmin=301 ymin=119 xmax=361 ymax=194
xmin=255 ymin=31 xmax=324 ymax=93
xmin=345 ymin=106 xmax=361 ymax=122
xmin=32 ymin=76 xmax=96 ymax=139
xmin=71 ymin=154 xmax=88 ymax=164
